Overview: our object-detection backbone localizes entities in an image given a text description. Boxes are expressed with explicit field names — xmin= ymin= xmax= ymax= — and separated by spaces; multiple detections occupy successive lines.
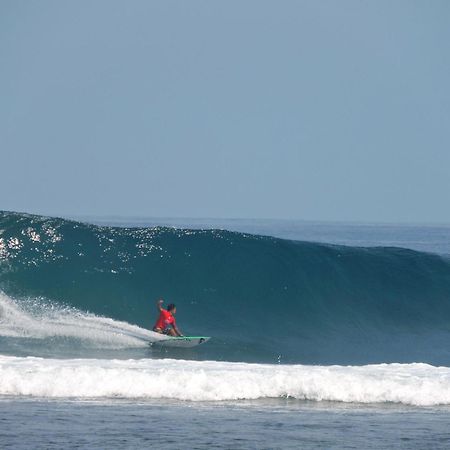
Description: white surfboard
xmin=151 ymin=336 xmax=211 ymax=348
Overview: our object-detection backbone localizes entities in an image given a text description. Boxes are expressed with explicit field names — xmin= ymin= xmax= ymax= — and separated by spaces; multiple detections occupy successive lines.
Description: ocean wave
xmin=1 ymin=211 xmax=450 ymax=365
xmin=0 ymin=355 xmax=448 ymax=406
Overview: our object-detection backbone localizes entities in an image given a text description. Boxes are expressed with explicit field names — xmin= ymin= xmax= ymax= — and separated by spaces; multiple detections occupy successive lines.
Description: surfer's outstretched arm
xmin=173 ymin=324 xmax=183 ymax=337
xmin=156 ymin=299 xmax=164 ymax=312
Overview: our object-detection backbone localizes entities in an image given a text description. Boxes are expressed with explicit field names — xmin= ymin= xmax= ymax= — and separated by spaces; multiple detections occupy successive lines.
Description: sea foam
xmin=0 ymin=355 xmax=449 ymax=405
xmin=0 ymin=292 xmax=165 ymax=348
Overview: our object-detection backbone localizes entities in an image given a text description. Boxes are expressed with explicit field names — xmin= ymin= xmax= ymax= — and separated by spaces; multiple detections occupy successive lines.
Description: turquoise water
xmin=2 ymin=211 xmax=450 ymax=448
xmin=2 ymin=211 xmax=450 ymax=365
xmin=78 ymin=215 xmax=450 ymax=255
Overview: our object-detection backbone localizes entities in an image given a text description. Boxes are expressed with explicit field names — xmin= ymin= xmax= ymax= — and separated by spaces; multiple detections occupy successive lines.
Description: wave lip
xmin=0 ymin=356 xmax=448 ymax=406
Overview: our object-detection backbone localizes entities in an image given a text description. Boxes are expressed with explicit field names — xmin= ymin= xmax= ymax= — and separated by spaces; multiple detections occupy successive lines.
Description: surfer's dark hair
xmin=167 ymin=303 xmax=176 ymax=312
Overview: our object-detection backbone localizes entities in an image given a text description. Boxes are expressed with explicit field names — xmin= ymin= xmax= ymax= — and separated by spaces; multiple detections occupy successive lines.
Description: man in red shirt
xmin=153 ymin=299 xmax=183 ymax=336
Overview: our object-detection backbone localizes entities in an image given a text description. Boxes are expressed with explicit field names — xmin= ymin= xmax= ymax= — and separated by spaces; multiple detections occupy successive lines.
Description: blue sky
xmin=1 ymin=1 xmax=449 ymax=222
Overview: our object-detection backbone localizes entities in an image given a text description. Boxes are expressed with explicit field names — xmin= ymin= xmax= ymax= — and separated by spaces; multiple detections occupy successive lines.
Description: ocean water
xmin=75 ymin=215 xmax=450 ymax=255
xmin=2 ymin=399 xmax=450 ymax=449
xmin=1 ymin=211 xmax=450 ymax=448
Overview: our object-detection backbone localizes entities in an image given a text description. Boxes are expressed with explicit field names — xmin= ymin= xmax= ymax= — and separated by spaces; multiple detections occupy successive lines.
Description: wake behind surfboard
xmin=151 ymin=336 xmax=211 ymax=348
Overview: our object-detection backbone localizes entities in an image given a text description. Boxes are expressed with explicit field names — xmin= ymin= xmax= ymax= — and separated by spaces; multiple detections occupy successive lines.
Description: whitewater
xmin=1 ymin=355 xmax=449 ymax=405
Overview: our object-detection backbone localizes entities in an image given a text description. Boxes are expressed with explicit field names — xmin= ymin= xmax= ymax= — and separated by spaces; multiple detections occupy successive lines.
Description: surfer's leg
xmin=153 ymin=327 xmax=163 ymax=334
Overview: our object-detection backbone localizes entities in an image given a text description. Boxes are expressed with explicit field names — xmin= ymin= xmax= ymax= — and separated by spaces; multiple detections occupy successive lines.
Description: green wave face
xmin=2 ymin=211 xmax=450 ymax=364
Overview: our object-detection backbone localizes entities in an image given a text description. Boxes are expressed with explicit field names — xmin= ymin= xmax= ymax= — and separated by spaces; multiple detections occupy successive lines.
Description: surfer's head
xmin=167 ymin=303 xmax=176 ymax=314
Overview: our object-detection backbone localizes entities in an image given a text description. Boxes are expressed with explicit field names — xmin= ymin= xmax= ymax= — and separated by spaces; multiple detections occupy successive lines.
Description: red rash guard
xmin=154 ymin=309 xmax=175 ymax=330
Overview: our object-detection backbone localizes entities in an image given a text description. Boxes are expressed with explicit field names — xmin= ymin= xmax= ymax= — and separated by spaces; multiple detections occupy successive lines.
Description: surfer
xmin=153 ymin=299 xmax=183 ymax=336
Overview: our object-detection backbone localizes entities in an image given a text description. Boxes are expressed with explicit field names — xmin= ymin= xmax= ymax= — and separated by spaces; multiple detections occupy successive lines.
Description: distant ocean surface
xmin=1 ymin=211 xmax=450 ymax=448
xmin=74 ymin=215 xmax=450 ymax=255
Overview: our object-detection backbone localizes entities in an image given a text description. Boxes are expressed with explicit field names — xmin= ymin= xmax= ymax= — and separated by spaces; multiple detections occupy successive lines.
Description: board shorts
xmin=153 ymin=326 xmax=172 ymax=335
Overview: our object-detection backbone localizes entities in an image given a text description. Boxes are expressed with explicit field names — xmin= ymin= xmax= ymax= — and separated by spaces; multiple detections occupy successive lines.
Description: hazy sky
xmin=1 ymin=1 xmax=449 ymax=222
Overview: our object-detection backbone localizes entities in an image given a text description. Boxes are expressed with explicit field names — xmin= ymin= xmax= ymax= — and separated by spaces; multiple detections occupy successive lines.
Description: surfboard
xmin=151 ymin=336 xmax=211 ymax=348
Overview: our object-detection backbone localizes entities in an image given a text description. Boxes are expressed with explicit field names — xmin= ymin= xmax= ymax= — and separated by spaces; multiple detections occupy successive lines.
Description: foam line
xmin=0 ymin=355 xmax=449 ymax=405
